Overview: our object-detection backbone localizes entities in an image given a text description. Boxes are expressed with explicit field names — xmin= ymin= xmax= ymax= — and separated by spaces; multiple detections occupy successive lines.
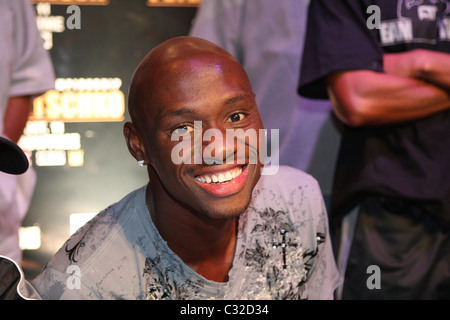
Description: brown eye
xmin=172 ymin=125 xmax=194 ymax=136
xmin=227 ymin=113 xmax=245 ymax=123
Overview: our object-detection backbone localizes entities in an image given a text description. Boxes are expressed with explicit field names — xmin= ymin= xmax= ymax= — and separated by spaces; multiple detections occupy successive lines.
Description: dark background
xmin=22 ymin=0 xmax=198 ymax=279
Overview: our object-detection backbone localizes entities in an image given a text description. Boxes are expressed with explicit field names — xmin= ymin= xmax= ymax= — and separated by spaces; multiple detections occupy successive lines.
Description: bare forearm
xmin=326 ymin=70 xmax=450 ymax=127
xmin=3 ymin=96 xmax=32 ymax=143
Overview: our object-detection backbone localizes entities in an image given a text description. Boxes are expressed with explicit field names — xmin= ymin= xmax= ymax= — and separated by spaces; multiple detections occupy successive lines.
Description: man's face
xmin=142 ymin=54 xmax=264 ymax=220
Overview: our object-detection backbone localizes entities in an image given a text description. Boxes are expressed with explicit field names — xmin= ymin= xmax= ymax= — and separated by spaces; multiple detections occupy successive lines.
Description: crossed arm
xmin=325 ymin=49 xmax=450 ymax=127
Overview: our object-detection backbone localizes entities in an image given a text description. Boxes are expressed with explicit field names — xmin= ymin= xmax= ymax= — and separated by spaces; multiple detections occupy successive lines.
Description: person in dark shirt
xmin=298 ymin=0 xmax=450 ymax=299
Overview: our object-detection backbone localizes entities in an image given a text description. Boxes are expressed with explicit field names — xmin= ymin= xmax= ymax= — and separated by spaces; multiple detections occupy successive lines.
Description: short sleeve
xmin=298 ymin=0 xmax=384 ymax=99
xmin=9 ymin=0 xmax=55 ymax=97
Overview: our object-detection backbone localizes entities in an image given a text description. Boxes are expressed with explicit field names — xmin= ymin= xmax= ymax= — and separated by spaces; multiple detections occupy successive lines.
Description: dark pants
xmin=342 ymin=196 xmax=450 ymax=300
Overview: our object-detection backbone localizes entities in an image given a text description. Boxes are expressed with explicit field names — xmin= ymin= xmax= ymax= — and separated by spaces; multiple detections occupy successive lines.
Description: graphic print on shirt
xmin=141 ymin=183 xmax=327 ymax=300
xmin=65 ymin=238 xmax=85 ymax=263
xmin=142 ymin=210 xmax=318 ymax=299
xmin=62 ymin=206 xmax=115 ymax=264
xmin=379 ymin=0 xmax=450 ymax=46
xmin=247 ymin=207 xmax=307 ymax=299
xmin=143 ymin=234 xmax=210 ymax=300
xmin=144 ymin=256 xmax=206 ymax=300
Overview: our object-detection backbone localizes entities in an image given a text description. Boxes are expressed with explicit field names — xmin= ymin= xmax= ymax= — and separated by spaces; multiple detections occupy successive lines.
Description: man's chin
xmin=196 ymin=189 xmax=254 ymax=220
xmin=198 ymin=200 xmax=251 ymax=221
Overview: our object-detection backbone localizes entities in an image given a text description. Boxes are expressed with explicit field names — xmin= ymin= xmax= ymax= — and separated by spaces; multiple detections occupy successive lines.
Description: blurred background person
xmin=0 ymin=136 xmax=33 ymax=300
xmin=298 ymin=0 xmax=450 ymax=299
xmin=0 ymin=0 xmax=55 ymax=265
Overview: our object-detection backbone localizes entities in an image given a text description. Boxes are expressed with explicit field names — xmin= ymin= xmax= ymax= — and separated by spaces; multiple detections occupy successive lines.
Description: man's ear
xmin=123 ymin=121 xmax=147 ymax=165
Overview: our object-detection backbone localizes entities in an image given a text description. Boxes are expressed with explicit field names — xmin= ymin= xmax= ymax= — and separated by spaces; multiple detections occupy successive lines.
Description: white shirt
xmin=0 ymin=0 xmax=54 ymax=263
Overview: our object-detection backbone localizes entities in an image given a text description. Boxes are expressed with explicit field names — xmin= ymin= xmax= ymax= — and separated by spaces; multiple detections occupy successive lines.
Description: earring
xmin=137 ymin=160 xmax=145 ymax=167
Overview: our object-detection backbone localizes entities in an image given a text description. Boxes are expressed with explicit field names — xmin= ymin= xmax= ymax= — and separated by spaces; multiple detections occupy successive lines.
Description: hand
xmin=384 ymin=49 xmax=450 ymax=90
xmin=383 ymin=49 xmax=424 ymax=78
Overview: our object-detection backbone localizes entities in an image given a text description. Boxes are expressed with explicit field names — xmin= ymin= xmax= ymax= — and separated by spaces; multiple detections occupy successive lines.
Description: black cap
xmin=0 ymin=137 xmax=29 ymax=174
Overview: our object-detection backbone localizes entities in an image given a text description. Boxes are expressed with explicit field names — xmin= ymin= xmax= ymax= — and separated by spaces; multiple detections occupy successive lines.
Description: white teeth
xmin=196 ymin=166 xmax=244 ymax=184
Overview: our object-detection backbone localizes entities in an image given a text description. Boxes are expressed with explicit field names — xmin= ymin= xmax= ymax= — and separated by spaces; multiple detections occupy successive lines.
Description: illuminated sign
xmin=20 ymin=121 xmax=81 ymax=151
xmin=19 ymin=121 xmax=83 ymax=167
xmin=31 ymin=0 xmax=109 ymax=5
xmin=34 ymin=3 xmax=81 ymax=50
xmin=35 ymin=3 xmax=66 ymax=50
xmin=147 ymin=0 xmax=200 ymax=7
xmin=31 ymin=78 xmax=125 ymax=122
xmin=19 ymin=226 xmax=42 ymax=250
xmin=22 ymin=77 xmax=124 ymax=167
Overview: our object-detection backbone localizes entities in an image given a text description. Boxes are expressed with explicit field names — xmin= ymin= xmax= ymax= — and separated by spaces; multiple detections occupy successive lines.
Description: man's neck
xmin=146 ymin=184 xmax=238 ymax=282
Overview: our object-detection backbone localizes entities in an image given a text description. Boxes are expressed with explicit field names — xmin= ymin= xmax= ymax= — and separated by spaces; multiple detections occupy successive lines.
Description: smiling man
xmin=31 ymin=37 xmax=339 ymax=300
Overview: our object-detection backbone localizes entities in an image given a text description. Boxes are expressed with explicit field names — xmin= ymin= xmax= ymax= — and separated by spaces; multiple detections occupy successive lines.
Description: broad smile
xmin=194 ymin=166 xmax=243 ymax=184
xmin=193 ymin=165 xmax=249 ymax=197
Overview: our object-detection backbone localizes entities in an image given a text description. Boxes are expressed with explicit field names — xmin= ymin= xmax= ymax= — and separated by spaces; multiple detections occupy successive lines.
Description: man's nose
xmin=199 ymin=125 xmax=236 ymax=165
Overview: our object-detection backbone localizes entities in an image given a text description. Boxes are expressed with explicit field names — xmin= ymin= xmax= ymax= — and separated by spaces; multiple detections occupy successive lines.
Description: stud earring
xmin=137 ymin=160 xmax=145 ymax=167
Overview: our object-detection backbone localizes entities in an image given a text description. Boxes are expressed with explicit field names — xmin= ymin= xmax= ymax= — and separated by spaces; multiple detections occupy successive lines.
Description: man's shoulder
xmin=259 ymin=165 xmax=320 ymax=191
xmin=32 ymin=187 xmax=149 ymax=299
xmin=252 ymin=166 xmax=323 ymax=211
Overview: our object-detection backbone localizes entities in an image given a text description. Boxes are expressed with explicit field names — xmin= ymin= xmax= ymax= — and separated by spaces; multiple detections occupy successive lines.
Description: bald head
xmin=123 ymin=36 xmax=263 ymax=223
xmin=127 ymin=36 xmax=250 ymax=132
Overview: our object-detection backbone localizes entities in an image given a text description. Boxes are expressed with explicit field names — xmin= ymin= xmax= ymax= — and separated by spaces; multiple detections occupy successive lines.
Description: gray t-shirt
xmin=32 ymin=166 xmax=339 ymax=300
